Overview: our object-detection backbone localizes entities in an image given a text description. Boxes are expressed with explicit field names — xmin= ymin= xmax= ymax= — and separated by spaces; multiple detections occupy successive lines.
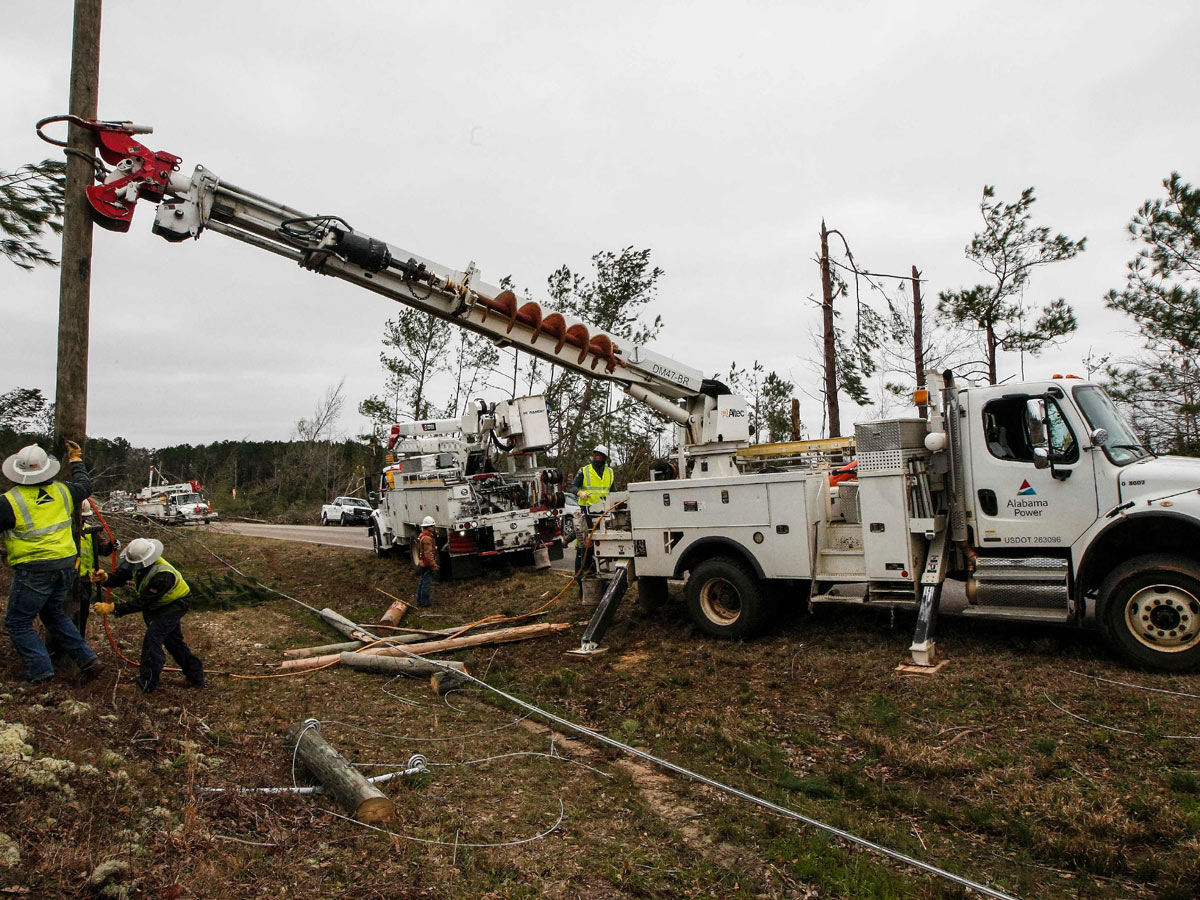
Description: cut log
xmin=279 ymin=622 xmax=571 ymax=672
xmin=284 ymin=640 xmax=364 ymax=659
xmin=338 ymin=653 xmax=467 ymax=678
xmin=368 ymin=622 xmax=570 ymax=660
xmin=320 ymin=608 xmax=377 ymax=643
xmin=284 ymin=720 xmax=394 ymax=823
xmin=380 ymin=599 xmax=409 ymax=626
xmin=431 ymin=671 xmax=467 ymax=695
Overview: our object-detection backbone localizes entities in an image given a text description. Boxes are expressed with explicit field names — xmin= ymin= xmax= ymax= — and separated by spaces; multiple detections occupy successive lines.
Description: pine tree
xmin=0 ymin=159 xmax=66 ymax=270
xmin=938 ymin=186 xmax=1085 ymax=384
xmin=1104 ymin=172 xmax=1200 ymax=454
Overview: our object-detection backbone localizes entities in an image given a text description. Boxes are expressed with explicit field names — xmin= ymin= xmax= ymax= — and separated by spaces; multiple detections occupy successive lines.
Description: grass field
xmin=1 ymin=523 xmax=1198 ymax=899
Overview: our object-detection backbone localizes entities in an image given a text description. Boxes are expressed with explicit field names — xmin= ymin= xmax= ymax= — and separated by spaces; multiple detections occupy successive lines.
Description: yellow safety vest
xmin=2 ymin=482 xmax=76 ymax=567
xmin=77 ymin=531 xmax=96 ymax=576
xmin=138 ymin=556 xmax=191 ymax=607
xmin=578 ymin=464 xmax=614 ymax=507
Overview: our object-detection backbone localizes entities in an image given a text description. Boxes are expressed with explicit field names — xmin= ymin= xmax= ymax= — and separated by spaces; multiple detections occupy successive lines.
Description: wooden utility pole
xmin=53 ymin=0 xmax=103 ymax=452
xmin=911 ymin=265 xmax=926 ymax=420
xmin=789 ymin=397 xmax=800 ymax=441
xmin=819 ymin=221 xmax=840 ymax=438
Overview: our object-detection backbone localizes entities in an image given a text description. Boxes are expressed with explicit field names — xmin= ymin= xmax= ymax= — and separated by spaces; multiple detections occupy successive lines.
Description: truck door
xmin=968 ymin=392 xmax=1097 ymax=550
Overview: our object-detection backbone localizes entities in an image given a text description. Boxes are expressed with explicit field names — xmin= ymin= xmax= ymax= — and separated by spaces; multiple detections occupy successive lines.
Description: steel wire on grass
xmin=1069 ymin=670 xmax=1200 ymax=700
xmin=1043 ymin=691 xmax=1200 ymax=740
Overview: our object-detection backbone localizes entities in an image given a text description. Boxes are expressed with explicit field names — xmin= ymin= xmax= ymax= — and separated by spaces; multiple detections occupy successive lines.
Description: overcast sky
xmin=3 ymin=1 xmax=1197 ymax=448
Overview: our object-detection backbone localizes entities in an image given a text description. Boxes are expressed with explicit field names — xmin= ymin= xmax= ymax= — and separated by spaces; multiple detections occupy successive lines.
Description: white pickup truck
xmin=321 ymin=496 xmax=373 ymax=527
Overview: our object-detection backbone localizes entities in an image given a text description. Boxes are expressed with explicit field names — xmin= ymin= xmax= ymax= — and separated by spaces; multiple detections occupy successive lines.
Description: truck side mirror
xmin=368 ymin=491 xmax=378 ymax=503
xmin=1024 ymin=399 xmax=1048 ymax=447
xmin=1032 ymin=447 xmax=1050 ymax=470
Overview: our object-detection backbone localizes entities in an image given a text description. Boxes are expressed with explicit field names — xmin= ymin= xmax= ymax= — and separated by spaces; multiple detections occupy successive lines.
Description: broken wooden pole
xmin=320 ymin=608 xmax=377 ymax=643
xmin=284 ymin=720 xmax=394 ymax=823
xmin=431 ymin=671 xmax=467 ymax=695
xmin=380 ymin=599 xmax=409 ymax=626
xmin=284 ymin=640 xmax=365 ymax=660
xmin=338 ymin=653 xmax=467 ymax=678
xmin=278 ymin=622 xmax=571 ymax=671
xmin=364 ymin=622 xmax=571 ymax=660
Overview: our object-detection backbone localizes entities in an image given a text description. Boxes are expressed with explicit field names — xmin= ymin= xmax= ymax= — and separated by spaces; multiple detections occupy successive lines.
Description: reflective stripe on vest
xmin=2 ymin=482 xmax=75 ymax=567
xmin=138 ymin=556 xmax=191 ymax=607
xmin=77 ymin=532 xmax=95 ymax=575
xmin=578 ymin=464 xmax=614 ymax=507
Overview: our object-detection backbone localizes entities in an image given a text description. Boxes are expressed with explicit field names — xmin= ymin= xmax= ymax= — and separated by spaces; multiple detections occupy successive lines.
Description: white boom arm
xmin=43 ymin=117 xmax=751 ymax=473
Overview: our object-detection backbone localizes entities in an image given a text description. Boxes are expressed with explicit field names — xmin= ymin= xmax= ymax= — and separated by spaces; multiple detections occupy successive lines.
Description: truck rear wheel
xmin=685 ymin=557 xmax=768 ymax=639
xmin=1099 ymin=554 xmax=1200 ymax=673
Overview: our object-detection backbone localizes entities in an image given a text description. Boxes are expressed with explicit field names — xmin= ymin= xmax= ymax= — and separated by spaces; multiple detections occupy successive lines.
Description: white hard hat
xmin=421 ymin=516 xmax=436 ymax=528
xmin=593 ymin=445 xmax=610 ymax=458
xmin=2 ymin=444 xmax=60 ymax=485
xmin=79 ymin=499 xmax=96 ymax=518
xmin=121 ymin=537 xmax=164 ymax=569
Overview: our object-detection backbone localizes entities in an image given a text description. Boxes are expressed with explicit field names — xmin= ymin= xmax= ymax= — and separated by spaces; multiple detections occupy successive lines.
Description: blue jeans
xmin=138 ymin=602 xmax=204 ymax=692
xmin=416 ymin=568 xmax=434 ymax=608
xmin=5 ymin=567 xmax=98 ymax=681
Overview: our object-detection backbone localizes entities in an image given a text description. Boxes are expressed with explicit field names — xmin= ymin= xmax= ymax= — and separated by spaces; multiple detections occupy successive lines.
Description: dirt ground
xmin=1 ymin=524 xmax=1198 ymax=900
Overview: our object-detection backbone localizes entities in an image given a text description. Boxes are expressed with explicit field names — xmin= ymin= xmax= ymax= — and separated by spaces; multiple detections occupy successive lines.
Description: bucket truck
xmin=45 ymin=115 xmax=1200 ymax=673
xmin=370 ymin=397 xmax=566 ymax=577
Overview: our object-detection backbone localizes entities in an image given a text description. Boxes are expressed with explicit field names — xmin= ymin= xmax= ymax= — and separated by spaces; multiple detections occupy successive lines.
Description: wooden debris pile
xmin=277 ymin=603 xmax=569 ymax=696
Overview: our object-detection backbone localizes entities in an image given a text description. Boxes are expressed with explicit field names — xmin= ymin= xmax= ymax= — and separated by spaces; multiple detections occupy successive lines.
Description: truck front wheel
xmin=685 ymin=557 xmax=768 ymax=639
xmin=372 ymin=526 xmax=391 ymax=559
xmin=1099 ymin=554 xmax=1200 ymax=673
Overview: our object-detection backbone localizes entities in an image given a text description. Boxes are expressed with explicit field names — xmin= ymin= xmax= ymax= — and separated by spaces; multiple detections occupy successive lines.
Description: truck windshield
xmin=174 ymin=493 xmax=202 ymax=504
xmin=1072 ymin=385 xmax=1149 ymax=465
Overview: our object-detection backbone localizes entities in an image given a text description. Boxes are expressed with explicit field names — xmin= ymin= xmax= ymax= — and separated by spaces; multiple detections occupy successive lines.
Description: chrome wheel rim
xmin=1125 ymin=584 xmax=1200 ymax=652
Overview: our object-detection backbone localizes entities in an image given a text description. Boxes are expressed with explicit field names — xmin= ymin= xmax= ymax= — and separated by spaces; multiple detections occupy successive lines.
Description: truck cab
xmin=958 ymin=377 xmax=1200 ymax=670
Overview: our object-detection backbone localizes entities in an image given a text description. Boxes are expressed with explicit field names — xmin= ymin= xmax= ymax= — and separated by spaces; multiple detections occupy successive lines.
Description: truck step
xmin=961 ymin=606 xmax=1070 ymax=622
xmin=815 ymin=548 xmax=866 ymax=579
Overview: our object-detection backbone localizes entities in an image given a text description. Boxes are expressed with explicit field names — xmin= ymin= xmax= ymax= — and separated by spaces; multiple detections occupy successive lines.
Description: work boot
xmin=25 ymin=672 xmax=54 ymax=686
xmin=77 ymin=659 xmax=104 ymax=685
xmin=136 ymin=677 xmax=155 ymax=694
xmin=186 ymin=676 xmax=205 ymax=688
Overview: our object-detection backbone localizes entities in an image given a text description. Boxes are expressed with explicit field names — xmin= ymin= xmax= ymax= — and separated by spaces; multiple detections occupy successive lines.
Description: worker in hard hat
xmin=89 ymin=537 xmax=204 ymax=693
xmin=570 ymin=445 xmax=614 ymax=598
xmin=1 ymin=441 xmax=103 ymax=684
xmin=69 ymin=499 xmax=115 ymax=638
xmin=415 ymin=516 xmax=439 ymax=608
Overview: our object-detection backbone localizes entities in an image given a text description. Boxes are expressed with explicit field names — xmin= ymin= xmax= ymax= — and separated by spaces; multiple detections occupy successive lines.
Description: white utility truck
xmin=63 ymin=116 xmax=1200 ymax=671
xmin=368 ymin=396 xmax=566 ymax=577
xmin=135 ymin=468 xmax=217 ymax=525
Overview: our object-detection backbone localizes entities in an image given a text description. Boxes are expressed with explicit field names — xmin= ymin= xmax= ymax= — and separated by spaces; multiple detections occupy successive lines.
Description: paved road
xmin=209 ymin=521 xmax=375 ymax=551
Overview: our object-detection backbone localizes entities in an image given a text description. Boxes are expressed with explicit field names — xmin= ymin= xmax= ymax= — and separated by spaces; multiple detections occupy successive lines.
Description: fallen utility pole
xmin=284 ymin=720 xmax=394 ymax=823
xmin=280 ymin=622 xmax=571 ymax=672
xmin=338 ymin=653 xmax=467 ymax=678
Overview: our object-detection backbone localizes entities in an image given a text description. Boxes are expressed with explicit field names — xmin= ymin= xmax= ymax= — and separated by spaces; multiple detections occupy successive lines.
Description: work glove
xmin=89 ymin=570 xmax=108 ymax=584
xmin=92 ymin=601 xmax=115 ymax=616
xmin=65 ymin=439 xmax=83 ymax=462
